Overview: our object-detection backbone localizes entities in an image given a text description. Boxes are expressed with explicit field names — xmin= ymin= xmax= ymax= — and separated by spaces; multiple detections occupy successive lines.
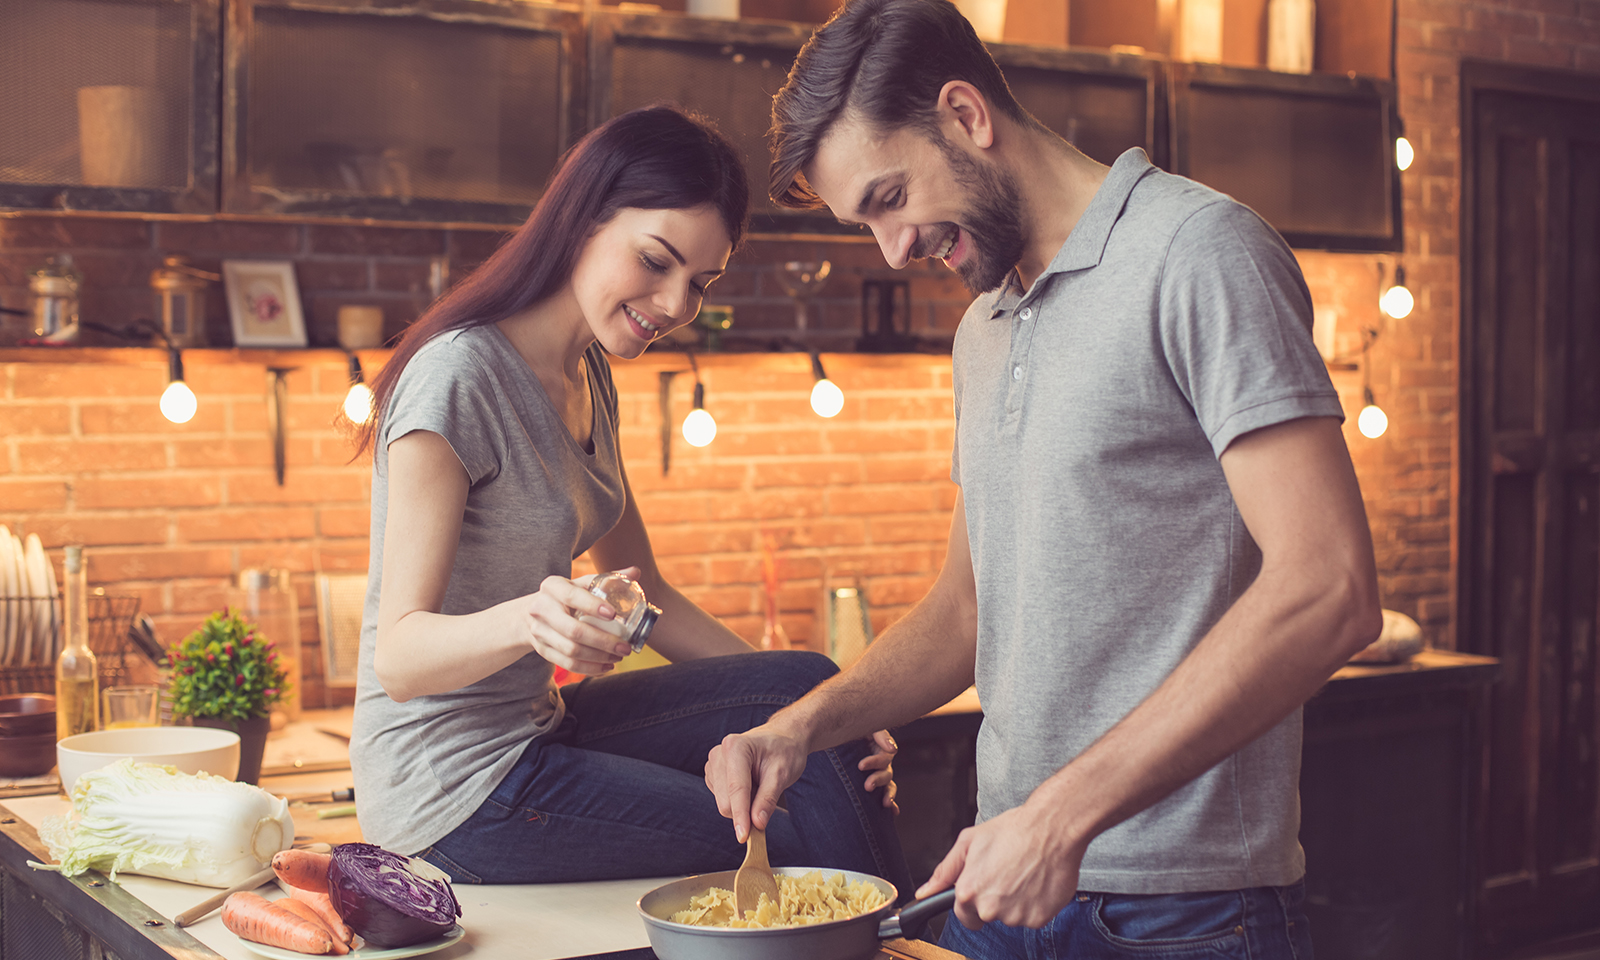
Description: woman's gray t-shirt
xmin=350 ymin=325 xmax=626 ymax=854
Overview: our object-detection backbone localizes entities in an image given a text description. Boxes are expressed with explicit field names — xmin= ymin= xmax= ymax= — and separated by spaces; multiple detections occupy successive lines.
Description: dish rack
xmin=0 ymin=595 xmax=141 ymax=697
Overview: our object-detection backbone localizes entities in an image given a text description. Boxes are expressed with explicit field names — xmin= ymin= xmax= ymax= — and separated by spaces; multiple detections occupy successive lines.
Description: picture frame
xmin=223 ymin=260 xmax=307 ymax=348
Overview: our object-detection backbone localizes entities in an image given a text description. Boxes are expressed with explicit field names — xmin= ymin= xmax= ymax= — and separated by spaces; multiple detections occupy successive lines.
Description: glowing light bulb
xmin=1358 ymin=403 xmax=1389 ymax=439
xmin=1380 ymin=283 xmax=1414 ymax=320
xmin=1395 ymin=136 xmax=1414 ymax=171
xmin=810 ymin=378 xmax=844 ymax=418
xmin=682 ymin=407 xmax=716 ymax=447
xmin=343 ymin=382 xmax=374 ymax=424
xmin=160 ymin=379 xmax=197 ymax=424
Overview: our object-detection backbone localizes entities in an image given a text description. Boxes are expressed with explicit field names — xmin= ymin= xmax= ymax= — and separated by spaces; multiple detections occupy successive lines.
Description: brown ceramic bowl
xmin=0 ymin=694 xmax=56 ymax=738
xmin=0 ymin=731 xmax=58 ymax=778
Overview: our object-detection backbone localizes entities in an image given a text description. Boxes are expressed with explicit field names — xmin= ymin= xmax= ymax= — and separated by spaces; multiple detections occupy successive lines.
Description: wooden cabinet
xmin=0 ymin=0 xmax=1401 ymax=247
xmin=0 ymin=0 xmax=221 ymax=215
xmin=589 ymin=11 xmax=821 ymax=235
xmin=1168 ymin=61 xmax=1402 ymax=251
xmin=223 ymin=0 xmax=585 ymax=225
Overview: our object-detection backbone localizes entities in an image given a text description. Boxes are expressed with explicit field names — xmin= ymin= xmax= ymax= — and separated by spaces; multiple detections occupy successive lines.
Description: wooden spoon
xmin=732 ymin=827 xmax=780 ymax=917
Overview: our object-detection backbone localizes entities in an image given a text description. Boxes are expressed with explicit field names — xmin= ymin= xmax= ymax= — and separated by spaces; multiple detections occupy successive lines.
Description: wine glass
xmin=772 ymin=260 xmax=832 ymax=332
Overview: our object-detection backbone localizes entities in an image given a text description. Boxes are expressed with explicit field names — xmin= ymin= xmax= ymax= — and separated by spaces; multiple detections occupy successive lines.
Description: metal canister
xmin=151 ymin=256 xmax=219 ymax=348
xmin=29 ymin=255 xmax=82 ymax=341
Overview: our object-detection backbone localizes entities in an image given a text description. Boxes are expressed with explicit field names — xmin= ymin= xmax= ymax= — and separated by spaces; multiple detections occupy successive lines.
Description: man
xmin=704 ymin=0 xmax=1383 ymax=955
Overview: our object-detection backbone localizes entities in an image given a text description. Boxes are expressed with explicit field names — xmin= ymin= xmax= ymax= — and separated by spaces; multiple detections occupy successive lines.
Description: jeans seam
xmin=417 ymin=845 xmax=483 ymax=885
xmin=572 ymin=693 xmax=801 ymax=743
xmin=1275 ymin=885 xmax=1298 ymax=960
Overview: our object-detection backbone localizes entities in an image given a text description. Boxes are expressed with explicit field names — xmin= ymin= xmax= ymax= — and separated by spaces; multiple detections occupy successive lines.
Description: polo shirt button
xmin=1012 ymin=365 xmax=1022 ymax=381
xmin=1019 ymin=307 xmax=1033 ymax=320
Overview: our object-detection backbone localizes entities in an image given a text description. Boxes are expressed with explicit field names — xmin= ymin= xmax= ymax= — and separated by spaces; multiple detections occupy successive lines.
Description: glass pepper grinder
xmin=582 ymin=571 xmax=661 ymax=653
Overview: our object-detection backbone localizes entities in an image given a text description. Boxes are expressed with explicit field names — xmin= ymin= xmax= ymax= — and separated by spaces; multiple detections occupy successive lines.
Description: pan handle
xmin=878 ymin=889 xmax=957 ymax=941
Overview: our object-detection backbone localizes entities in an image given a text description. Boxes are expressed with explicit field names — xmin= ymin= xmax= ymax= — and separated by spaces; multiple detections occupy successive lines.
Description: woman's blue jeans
xmin=938 ymin=882 xmax=1314 ymax=959
xmin=416 ymin=650 xmax=911 ymax=896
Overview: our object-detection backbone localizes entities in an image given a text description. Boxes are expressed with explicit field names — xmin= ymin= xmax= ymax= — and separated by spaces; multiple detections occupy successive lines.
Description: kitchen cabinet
xmin=589 ymin=11 xmax=821 ymax=236
xmin=989 ymin=44 xmax=1166 ymax=170
xmin=1168 ymin=61 xmax=1403 ymax=251
xmin=0 ymin=3 xmax=1400 ymax=247
xmin=222 ymin=0 xmax=585 ymax=225
xmin=0 ymin=0 xmax=221 ymax=215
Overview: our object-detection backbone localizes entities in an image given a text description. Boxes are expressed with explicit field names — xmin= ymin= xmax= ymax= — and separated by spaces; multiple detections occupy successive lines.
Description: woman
xmin=348 ymin=105 xmax=909 ymax=891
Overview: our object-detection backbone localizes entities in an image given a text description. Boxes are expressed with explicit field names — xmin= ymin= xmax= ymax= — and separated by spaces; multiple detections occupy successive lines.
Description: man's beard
xmin=933 ymin=133 xmax=1026 ymax=295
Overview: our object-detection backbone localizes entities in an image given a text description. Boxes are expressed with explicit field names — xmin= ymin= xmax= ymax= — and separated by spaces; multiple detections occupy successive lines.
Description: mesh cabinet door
xmin=994 ymin=47 xmax=1164 ymax=170
xmin=0 ymin=0 xmax=220 ymax=214
xmin=226 ymin=0 xmax=584 ymax=224
xmin=1169 ymin=62 xmax=1402 ymax=252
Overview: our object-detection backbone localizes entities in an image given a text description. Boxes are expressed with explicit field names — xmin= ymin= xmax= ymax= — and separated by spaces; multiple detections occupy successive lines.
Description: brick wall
xmin=0 ymin=347 xmax=956 ymax=706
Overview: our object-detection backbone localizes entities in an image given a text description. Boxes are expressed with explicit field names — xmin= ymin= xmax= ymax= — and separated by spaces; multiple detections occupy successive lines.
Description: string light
xmin=681 ymin=351 xmax=716 ymax=447
xmin=1394 ymin=114 xmax=1413 ymax=172
xmin=159 ymin=345 xmax=196 ymax=424
xmin=1357 ymin=328 xmax=1387 ymax=439
xmin=809 ymin=352 xmax=844 ymax=418
xmin=342 ymin=352 xmax=373 ymax=425
xmin=1380 ymin=264 xmax=1414 ymax=320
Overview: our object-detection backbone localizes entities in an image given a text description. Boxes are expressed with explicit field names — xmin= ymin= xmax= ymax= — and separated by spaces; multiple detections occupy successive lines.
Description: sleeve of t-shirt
xmin=381 ymin=338 xmax=505 ymax=485
xmin=1158 ymin=199 xmax=1345 ymax=459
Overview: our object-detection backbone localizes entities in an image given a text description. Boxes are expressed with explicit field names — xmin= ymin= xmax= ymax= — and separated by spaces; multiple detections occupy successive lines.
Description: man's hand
xmin=859 ymin=730 xmax=899 ymax=814
xmin=914 ymin=803 xmax=1084 ymax=930
xmin=705 ymin=722 xmax=811 ymax=842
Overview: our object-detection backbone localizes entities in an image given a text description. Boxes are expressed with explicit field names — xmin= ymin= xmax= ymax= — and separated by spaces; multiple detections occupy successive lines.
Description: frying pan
xmin=637 ymin=865 xmax=955 ymax=960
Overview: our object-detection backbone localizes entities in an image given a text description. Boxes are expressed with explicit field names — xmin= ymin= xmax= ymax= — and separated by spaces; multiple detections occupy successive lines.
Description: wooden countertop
xmin=0 ymin=708 xmax=966 ymax=960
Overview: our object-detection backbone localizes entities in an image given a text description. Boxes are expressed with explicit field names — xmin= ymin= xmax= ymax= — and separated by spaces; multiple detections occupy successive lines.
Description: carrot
xmin=272 ymin=849 xmax=332 ymax=893
xmin=275 ymin=898 xmax=349 ymax=955
xmin=221 ymin=892 xmax=334 ymax=955
xmin=290 ymin=888 xmax=356 ymax=947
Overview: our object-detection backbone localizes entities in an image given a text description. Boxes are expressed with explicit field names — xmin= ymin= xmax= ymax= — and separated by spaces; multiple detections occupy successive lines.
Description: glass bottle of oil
xmin=55 ymin=545 xmax=98 ymax=740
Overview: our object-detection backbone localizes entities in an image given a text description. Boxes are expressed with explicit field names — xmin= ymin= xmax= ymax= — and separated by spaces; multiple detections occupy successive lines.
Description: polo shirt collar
xmin=1042 ymin=147 xmax=1155 ymax=277
xmin=987 ymin=147 xmax=1156 ymax=320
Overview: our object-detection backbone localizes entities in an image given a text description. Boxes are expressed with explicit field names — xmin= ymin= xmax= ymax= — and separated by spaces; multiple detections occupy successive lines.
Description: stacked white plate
xmin=0 ymin=526 xmax=61 ymax=667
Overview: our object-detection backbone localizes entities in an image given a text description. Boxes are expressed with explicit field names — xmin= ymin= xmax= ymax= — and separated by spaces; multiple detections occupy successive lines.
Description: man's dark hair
xmin=768 ymin=0 xmax=1034 ymax=209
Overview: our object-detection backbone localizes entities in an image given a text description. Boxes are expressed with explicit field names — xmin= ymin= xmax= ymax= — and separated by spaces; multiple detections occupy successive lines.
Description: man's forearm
xmin=773 ymin=571 xmax=979 ymax=753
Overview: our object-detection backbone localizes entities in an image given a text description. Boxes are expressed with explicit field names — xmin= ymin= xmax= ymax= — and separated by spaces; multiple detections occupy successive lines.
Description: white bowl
xmin=57 ymin=727 xmax=241 ymax=793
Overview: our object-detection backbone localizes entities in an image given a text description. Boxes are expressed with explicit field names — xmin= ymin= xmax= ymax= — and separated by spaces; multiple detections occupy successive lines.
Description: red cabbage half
xmin=327 ymin=843 xmax=462 ymax=948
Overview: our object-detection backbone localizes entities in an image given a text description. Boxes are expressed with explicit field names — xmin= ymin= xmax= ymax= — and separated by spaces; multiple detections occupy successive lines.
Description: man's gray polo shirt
xmin=951 ymin=148 xmax=1343 ymax=894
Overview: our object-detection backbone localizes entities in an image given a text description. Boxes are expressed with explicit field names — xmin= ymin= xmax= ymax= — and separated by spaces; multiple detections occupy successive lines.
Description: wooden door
xmin=1461 ymin=61 xmax=1600 ymax=955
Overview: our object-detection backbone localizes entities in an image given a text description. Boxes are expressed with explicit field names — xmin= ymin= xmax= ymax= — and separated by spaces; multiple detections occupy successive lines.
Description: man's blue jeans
xmin=415 ymin=650 xmax=911 ymax=894
xmin=938 ymin=882 xmax=1313 ymax=959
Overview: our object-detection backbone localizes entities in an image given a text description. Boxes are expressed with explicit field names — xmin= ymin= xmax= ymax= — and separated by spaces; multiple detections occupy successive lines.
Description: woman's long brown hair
xmin=355 ymin=105 xmax=749 ymax=459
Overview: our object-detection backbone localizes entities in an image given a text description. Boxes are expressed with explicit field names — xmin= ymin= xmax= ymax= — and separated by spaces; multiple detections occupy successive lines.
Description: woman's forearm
xmin=373 ymin=598 xmax=533 ymax=701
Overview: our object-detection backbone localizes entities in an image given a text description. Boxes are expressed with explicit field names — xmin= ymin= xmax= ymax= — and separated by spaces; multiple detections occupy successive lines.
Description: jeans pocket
xmin=1089 ymin=890 xmax=1248 ymax=951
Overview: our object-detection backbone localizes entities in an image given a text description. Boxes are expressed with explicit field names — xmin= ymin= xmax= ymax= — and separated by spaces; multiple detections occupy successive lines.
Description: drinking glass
xmin=772 ymin=260 xmax=832 ymax=332
xmin=101 ymin=685 xmax=160 ymax=729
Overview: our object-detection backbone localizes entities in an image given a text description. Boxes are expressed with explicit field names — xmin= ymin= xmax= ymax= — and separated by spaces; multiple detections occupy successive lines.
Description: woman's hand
xmin=521 ymin=569 xmax=640 ymax=676
xmin=859 ymin=729 xmax=899 ymax=814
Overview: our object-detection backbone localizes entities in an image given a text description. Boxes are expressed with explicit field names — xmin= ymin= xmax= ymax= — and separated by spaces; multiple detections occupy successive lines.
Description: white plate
xmin=0 ymin=529 xmax=16 ymax=665
xmin=41 ymin=544 xmax=59 ymax=662
xmin=23 ymin=534 xmax=48 ymax=666
xmin=12 ymin=535 xmax=28 ymax=665
xmin=239 ymin=924 xmax=465 ymax=960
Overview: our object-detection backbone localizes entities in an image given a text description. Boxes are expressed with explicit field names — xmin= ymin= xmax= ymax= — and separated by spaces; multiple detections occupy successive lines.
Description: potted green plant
xmin=164 ymin=609 xmax=290 ymax=784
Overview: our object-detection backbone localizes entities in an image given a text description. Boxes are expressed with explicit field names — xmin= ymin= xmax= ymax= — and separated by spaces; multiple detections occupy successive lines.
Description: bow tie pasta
xmin=670 ymin=871 xmax=889 ymax=928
